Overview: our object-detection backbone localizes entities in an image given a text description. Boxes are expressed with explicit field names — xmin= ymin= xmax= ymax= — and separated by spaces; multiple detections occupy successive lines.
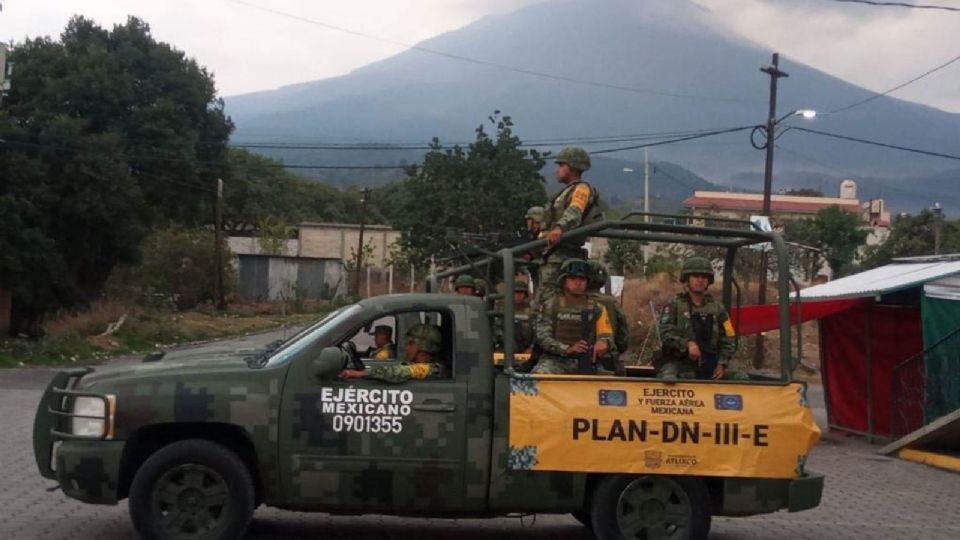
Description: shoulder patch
xmin=723 ymin=319 xmax=736 ymax=337
xmin=569 ymin=183 xmax=591 ymax=211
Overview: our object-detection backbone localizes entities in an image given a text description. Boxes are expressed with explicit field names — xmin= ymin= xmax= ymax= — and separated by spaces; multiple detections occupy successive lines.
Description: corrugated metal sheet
xmin=238 ymin=255 xmax=269 ymax=302
xmin=797 ymin=262 xmax=960 ymax=300
xmin=925 ymin=275 xmax=960 ymax=301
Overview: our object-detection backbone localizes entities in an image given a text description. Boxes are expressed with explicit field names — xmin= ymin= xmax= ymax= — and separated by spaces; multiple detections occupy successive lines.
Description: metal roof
xmin=797 ymin=261 xmax=960 ymax=300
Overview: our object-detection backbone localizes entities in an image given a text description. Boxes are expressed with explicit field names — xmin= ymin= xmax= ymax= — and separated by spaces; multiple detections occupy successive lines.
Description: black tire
xmin=572 ymin=510 xmax=593 ymax=529
xmin=590 ymin=474 xmax=711 ymax=540
xmin=129 ymin=439 xmax=256 ymax=540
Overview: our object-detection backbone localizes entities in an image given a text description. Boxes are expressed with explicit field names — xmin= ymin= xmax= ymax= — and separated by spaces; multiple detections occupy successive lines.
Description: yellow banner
xmin=508 ymin=378 xmax=820 ymax=479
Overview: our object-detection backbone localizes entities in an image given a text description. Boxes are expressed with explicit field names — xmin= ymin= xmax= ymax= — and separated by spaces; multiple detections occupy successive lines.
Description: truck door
xmin=279 ymin=308 xmax=468 ymax=512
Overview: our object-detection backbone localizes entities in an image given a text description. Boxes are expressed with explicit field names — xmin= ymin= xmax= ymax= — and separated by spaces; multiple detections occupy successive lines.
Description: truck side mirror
xmin=312 ymin=347 xmax=345 ymax=381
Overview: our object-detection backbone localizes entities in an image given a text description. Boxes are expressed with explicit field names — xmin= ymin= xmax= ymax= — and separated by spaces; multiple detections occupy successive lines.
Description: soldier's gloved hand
xmin=546 ymin=227 xmax=562 ymax=246
xmin=712 ymin=364 xmax=726 ymax=380
xmin=687 ymin=341 xmax=702 ymax=362
xmin=565 ymin=340 xmax=590 ymax=355
xmin=339 ymin=369 xmax=367 ymax=379
xmin=593 ymin=341 xmax=609 ymax=359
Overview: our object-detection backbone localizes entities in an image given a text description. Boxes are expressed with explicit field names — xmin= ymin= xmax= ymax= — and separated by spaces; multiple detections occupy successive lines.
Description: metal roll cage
xmin=428 ymin=213 xmax=795 ymax=383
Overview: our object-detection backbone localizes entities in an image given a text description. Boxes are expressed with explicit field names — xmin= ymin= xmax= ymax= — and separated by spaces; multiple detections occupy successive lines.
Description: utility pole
xmin=354 ymin=188 xmax=370 ymax=297
xmin=754 ymin=52 xmax=789 ymax=369
xmin=932 ymin=202 xmax=944 ymax=255
xmin=214 ymin=178 xmax=226 ymax=311
xmin=643 ymin=148 xmax=651 ymax=219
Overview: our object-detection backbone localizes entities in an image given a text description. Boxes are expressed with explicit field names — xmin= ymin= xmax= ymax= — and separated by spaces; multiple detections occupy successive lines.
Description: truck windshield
xmin=263 ymin=304 xmax=363 ymax=368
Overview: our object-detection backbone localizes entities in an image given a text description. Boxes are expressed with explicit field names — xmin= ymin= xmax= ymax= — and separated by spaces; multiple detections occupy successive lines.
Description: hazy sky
xmin=2 ymin=0 xmax=958 ymax=112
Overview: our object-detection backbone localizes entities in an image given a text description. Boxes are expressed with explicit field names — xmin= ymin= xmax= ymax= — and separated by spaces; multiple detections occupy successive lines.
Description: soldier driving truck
xmin=33 ymin=214 xmax=823 ymax=540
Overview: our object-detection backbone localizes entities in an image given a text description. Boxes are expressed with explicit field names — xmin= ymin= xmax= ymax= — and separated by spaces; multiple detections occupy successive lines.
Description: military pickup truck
xmin=34 ymin=216 xmax=823 ymax=540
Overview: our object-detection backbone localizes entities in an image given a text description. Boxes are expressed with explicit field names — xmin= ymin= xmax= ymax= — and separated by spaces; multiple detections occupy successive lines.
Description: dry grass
xmin=45 ymin=300 xmax=136 ymax=338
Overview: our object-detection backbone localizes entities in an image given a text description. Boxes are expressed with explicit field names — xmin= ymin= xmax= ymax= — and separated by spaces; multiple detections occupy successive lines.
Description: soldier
xmin=453 ymin=274 xmax=476 ymax=296
xmin=473 ymin=277 xmax=489 ymax=298
xmin=587 ymin=260 xmax=630 ymax=373
xmin=513 ymin=280 xmax=534 ymax=352
xmin=362 ymin=325 xmax=396 ymax=360
xmin=658 ymin=257 xmax=736 ymax=380
xmin=340 ymin=324 xmax=447 ymax=383
xmin=533 ymin=259 xmax=614 ymax=374
xmin=525 ymin=206 xmax=544 ymax=239
xmin=538 ymin=147 xmax=600 ymax=305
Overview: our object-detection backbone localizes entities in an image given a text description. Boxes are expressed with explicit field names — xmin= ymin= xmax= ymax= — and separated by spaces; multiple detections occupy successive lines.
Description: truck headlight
xmin=70 ymin=395 xmax=115 ymax=438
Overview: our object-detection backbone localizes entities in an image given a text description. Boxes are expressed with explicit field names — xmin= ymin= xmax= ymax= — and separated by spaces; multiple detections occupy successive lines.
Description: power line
xmin=828 ymin=0 xmax=960 ymax=11
xmin=225 ymin=0 xmax=760 ymax=105
xmin=229 ymin=126 xmax=759 ymax=151
xmin=792 ymin=127 xmax=960 ymax=161
xmin=590 ymin=125 xmax=754 ymax=155
xmin=829 ymin=51 xmax=960 ymax=114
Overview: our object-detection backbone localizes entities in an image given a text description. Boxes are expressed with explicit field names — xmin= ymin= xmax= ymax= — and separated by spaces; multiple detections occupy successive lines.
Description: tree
xmin=782 ymin=206 xmax=868 ymax=278
xmin=604 ymin=239 xmax=644 ymax=276
xmin=387 ymin=113 xmax=547 ymax=266
xmin=784 ymin=188 xmax=823 ymax=197
xmin=863 ymin=210 xmax=960 ymax=268
xmin=0 ymin=17 xmax=233 ymax=335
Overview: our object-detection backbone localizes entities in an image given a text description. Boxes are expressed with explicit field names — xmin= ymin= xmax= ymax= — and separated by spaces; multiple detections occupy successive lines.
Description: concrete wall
xmin=299 ymin=224 xmax=401 ymax=268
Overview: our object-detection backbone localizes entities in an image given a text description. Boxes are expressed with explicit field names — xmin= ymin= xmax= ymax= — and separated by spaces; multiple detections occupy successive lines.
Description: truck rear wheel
xmin=128 ymin=439 xmax=255 ymax=540
xmin=590 ymin=474 xmax=710 ymax=540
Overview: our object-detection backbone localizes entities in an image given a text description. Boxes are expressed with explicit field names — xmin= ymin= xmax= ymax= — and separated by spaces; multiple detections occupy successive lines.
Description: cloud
xmin=694 ymin=0 xmax=960 ymax=112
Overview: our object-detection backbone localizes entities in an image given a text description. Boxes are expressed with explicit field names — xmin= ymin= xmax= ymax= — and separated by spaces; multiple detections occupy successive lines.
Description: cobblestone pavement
xmin=2 ymin=332 xmax=959 ymax=539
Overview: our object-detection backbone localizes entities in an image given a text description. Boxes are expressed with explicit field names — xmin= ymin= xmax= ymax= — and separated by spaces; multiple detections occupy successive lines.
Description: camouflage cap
xmin=587 ymin=260 xmax=610 ymax=291
xmin=557 ymin=258 xmax=591 ymax=284
xmin=554 ymin=146 xmax=591 ymax=172
xmin=405 ymin=323 xmax=442 ymax=354
xmin=525 ymin=206 xmax=544 ymax=223
xmin=453 ymin=274 xmax=476 ymax=289
xmin=514 ymin=281 xmax=530 ymax=294
xmin=473 ymin=278 xmax=488 ymax=295
xmin=680 ymin=256 xmax=714 ymax=284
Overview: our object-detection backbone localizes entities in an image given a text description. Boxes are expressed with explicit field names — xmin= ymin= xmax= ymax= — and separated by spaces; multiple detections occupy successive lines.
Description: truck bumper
xmin=719 ymin=470 xmax=824 ymax=516
xmin=55 ymin=440 xmax=125 ymax=505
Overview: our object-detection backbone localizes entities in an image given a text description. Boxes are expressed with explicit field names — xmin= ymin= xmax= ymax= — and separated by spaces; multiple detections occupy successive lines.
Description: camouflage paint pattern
xmin=659 ymin=291 xmax=736 ymax=378
xmin=33 ymin=291 xmax=818 ymax=519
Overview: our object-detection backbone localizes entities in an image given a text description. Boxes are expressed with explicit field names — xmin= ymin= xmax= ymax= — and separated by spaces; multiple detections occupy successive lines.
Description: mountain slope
xmin=225 ymin=0 xmax=960 ymax=210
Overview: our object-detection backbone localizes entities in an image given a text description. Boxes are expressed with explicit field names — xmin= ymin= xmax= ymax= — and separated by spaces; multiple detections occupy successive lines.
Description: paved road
xmin=2 ymin=330 xmax=959 ymax=539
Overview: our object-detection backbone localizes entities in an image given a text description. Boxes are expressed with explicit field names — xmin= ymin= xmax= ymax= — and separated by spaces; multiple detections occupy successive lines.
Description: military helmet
xmin=473 ymin=278 xmax=488 ymax=296
xmin=554 ymin=146 xmax=591 ymax=172
xmin=405 ymin=324 xmax=442 ymax=354
xmin=525 ymin=206 xmax=544 ymax=223
xmin=557 ymin=258 xmax=592 ymax=284
xmin=453 ymin=274 xmax=476 ymax=290
xmin=587 ymin=260 xmax=611 ymax=291
xmin=514 ymin=280 xmax=530 ymax=294
xmin=679 ymin=256 xmax=714 ymax=284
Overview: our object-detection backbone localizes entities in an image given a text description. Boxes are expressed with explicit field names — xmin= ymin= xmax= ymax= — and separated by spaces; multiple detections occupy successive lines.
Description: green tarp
xmin=920 ymin=292 xmax=960 ymax=423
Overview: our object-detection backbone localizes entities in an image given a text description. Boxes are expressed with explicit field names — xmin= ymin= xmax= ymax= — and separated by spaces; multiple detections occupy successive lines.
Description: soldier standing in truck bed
xmin=537 ymin=147 xmax=599 ymax=305
xmin=658 ymin=257 xmax=736 ymax=380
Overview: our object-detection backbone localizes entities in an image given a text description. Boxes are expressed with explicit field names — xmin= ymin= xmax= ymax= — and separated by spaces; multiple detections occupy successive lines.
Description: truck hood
xmin=77 ymin=344 xmax=261 ymax=389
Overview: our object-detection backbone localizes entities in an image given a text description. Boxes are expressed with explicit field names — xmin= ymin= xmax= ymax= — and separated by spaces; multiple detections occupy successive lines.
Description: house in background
xmin=229 ymin=223 xmax=402 ymax=302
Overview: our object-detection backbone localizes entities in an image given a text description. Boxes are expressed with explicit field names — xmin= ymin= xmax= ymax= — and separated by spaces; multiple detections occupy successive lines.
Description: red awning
xmin=729 ymin=298 xmax=862 ymax=335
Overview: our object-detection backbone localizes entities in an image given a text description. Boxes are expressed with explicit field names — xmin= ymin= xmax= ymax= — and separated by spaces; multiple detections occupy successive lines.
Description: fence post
xmin=388 ymin=265 xmax=394 ymax=295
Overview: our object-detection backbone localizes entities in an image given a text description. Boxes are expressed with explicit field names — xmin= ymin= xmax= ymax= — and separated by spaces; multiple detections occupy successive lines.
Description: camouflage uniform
xmin=453 ymin=274 xmax=476 ymax=294
xmin=537 ymin=147 xmax=600 ymax=306
xmin=364 ymin=324 xmax=448 ymax=383
xmin=586 ymin=260 xmax=630 ymax=373
xmin=513 ymin=281 xmax=535 ymax=352
xmin=658 ymin=292 xmax=736 ymax=379
xmin=533 ymin=259 xmax=614 ymax=374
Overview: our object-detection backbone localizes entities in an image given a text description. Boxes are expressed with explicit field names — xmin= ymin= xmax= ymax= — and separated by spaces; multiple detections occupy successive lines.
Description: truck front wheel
xmin=590 ymin=474 xmax=711 ymax=540
xmin=128 ymin=439 xmax=255 ymax=540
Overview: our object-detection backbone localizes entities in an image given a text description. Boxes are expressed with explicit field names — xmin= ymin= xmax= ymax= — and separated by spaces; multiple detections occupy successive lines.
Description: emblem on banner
xmin=644 ymin=450 xmax=663 ymax=469
xmin=598 ymin=389 xmax=627 ymax=406
xmin=714 ymin=394 xmax=744 ymax=411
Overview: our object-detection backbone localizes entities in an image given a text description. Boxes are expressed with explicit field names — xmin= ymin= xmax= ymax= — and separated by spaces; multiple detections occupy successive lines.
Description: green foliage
xmin=781 ymin=206 xmax=868 ymax=278
xmin=343 ymin=240 xmax=377 ymax=272
xmin=0 ymin=17 xmax=232 ymax=334
xmin=386 ymin=113 xmax=547 ymax=266
xmin=783 ymin=188 xmax=823 ymax=197
xmin=864 ymin=210 xmax=960 ymax=268
xmin=115 ymin=228 xmax=236 ymax=310
xmin=604 ymin=238 xmax=644 ymax=276
xmin=257 ymin=218 xmax=292 ymax=256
